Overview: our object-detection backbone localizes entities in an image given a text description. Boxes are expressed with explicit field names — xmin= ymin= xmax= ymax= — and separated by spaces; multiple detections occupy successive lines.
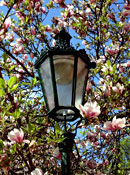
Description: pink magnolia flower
xmin=108 ymin=13 xmax=115 ymax=20
xmin=87 ymin=160 xmax=96 ymax=169
xmin=23 ymin=54 xmax=28 ymax=60
xmin=45 ymin=25 xmax=52 ymax=32
xmin=16 ymin=45 xmax=24 ymax=53
xmin=124 ymin=4 xmax=130 ymax=10
xmin=102 ymin=85 xmax=111 ymax=97
xmin=94 ymin=125 xmax=101 ymax=133
xmin=6 ymin=32 xmax=14 ymax=41
xmin=64 ymin=4 xmax=74 ymax=16
xmin=34 ymin=2 xmax=41 ymax=13
xmin=30 ymin=27 xmax=36 ymax=35
xmin=87 ymin=132 xmax=98 ymax=142
xmin=99 ymin=78 xmax=104 ymax=85
xmin=100 ymin=132 xmax=107 ymax=139
xmin=96 ymin=56 xmax=106 ymax=64
xmin=95 ymin=93 xmax=100 ymax=100
xmin=40 ymin=7 xmax=46 ymax=13
xmin=104 ymin=160 xmax=109 ymax=166
xmin=16 ymin=11 xmax=24 ymax=22
xmin=4 ymin=17 xmax=11 ymax=29
xmin=101 ymin=64 xmax=113 ymax=72
xmin=54 ymin=147 xmax=61 ymax=159
xmin=31 ymin=168 xmax=43 ymax=175
xmin=86 ymin=7 xmax=91 ymax=15
xmin=30 ymin=53 xmax=34 ymax=59
xmin=86 ymin=81 xmax=92 ymax=92
xmin=119 ymin=65 xmax=125 ymax=73
xmin=82 ymin=40 xmax=87 ymax=45
xmin=0 ymin=29 xmax=5 ymax=40
xmin=12 ymin=41 xmax=25 ymax=54
xmin=123 ymin=22 xmax=130 ymax=31
xmin=16 ymin=38 xmax=23 ymax=44
xmin=79 ymin=101 xmax=101 ymax=119
xmin=13 ymin=25 xmax=19 ymax=32
xmin=127 ymin=61 xmax=130 ymax=68
xmin=111 ymin=0 xmax=117 ymax=3
xmin=81 ymin=141 xmax=88 ymax=148
xmin=104 ymin=116 xmax=126 ymax=131
xmin=122 ymin=10 xmax=130 ymax=16
xmin=89 ymin=0 xmax=96 ymax=4
xmin=7 ymin=128 xmax=24 ymax=143
xmin=54 ymin=0 xmax=65 ymax=5
xmin=112 ymin=83 xmax=124 ymax=94
xmin=106 ymin=48 xmax=119 ymax=55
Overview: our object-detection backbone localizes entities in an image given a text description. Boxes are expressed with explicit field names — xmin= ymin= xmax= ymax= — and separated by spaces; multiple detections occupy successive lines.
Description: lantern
xmin=35 ymin=28 xmax=96 ymax=122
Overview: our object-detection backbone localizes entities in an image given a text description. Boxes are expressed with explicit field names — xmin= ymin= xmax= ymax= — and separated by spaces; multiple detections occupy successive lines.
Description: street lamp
xmin=35 ymin=28 xmax=96 ymax=175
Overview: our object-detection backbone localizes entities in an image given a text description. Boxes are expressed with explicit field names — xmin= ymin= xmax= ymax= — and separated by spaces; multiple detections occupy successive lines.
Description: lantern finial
xmin=54 ymin=28 xmax=72 ymax=49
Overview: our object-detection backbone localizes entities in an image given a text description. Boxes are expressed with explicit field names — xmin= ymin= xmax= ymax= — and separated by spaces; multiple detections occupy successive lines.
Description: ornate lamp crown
xmin=54 ymin=28 xmax=72 ymax=50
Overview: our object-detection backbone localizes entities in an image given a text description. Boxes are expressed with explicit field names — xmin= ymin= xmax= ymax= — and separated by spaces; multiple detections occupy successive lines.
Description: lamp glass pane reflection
xmin=53 ymin=55 xmax=74 ymax=107
xmin=39 ymin=58 xmax=55 ymax=111
xmin=75 ymin=58 xmax=88 ymax=109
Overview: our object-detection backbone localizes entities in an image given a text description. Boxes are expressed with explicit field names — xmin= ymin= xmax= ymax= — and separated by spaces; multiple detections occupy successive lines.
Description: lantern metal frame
xmin=35 ymin=28 xmax=96 ymax=122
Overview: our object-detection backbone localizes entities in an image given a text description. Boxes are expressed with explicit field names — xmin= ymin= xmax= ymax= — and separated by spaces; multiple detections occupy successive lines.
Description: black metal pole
xmin=59 ymin=132 xmax=75 ymax=175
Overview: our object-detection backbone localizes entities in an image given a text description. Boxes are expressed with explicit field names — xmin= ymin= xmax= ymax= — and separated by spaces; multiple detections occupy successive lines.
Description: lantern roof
xmin=35 ymin=28 xmax=96 ymax=69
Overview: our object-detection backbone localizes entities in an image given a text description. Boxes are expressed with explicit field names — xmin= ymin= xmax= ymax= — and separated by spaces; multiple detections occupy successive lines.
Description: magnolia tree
xmin=0 ymin=0 xmax=130 ymax=174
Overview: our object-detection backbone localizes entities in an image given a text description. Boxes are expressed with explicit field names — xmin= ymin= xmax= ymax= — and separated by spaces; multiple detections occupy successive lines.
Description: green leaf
xmin=28 ymin=123 xmax=35 ymax=133
xmin=11 ymin=83 xmax=19 ymax=91
xmin=0 ymin=78 xmax=6 ymax=89
xmin=55 ymin=122 xmax=61 ymax=132
xmin=26 ymin=16 xmax=28 ymax=22
xmin=14 ymin=109 xmax=20 ymax=119
xmin=8 ymin=77 xmax=17 ymax=88
xmin=30 ymin=78 xmax=33 ymax=85
xmin=79 ymin=131 xmax=83 ymax=134
xmin=0 ymin=89 xmax=5 ymax=97
xmin=9 ymin=65 xmax=16 ymax=71
xmin=10 ymin=144 xmax=16 ymax=154
xmin=46 ymin=0 xmax=53 ymax=9
xmin=94 ymin=68 xmax=98 ymax=75
xmin=5 ymin=102 xmax=12 ymax=114
xmin=0 ymin=140 xmax=4 ymax=150
xmin=33 ymin=76 xmax=37 ymax=85
xmin=25 ymin=0 xmax=29 ymax=3
xmin=21 ymin=82 xmax=31 ymax=86
xmin=47 ymin=133 xmax=65 ymax=144
xmin=30 ymin=77 xmax=37 ymax=86
xmin=113 ymin=64 xmax=116 ymax=73
xmin=48 ymin=132 xmax=54 ymax=138
xmin=2 ymin=52 xmax=8 ymax=62
xmin=106 ymin=60 xmax=111 ymax=68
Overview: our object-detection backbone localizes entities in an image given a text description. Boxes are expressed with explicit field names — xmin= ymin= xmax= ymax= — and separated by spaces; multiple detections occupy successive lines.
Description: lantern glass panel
xmin=75 ymin=57 xmax=88 ymax=109
xmin=53 ymin=55 xmax=74 ymax=106
xmin=40 ymin=58 xmax=55 ymax=111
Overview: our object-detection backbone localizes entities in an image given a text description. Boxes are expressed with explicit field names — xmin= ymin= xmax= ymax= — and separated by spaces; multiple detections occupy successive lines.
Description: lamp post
xmin=35 ymin=28 xmax=96 ymax=175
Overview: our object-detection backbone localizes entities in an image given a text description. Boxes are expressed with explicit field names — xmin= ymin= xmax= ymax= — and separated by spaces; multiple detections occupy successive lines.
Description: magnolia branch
xmin=17 ymin=148 xmax=31 ymax=172
xmin=0 ymin=46 xmax=34 ymax=78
